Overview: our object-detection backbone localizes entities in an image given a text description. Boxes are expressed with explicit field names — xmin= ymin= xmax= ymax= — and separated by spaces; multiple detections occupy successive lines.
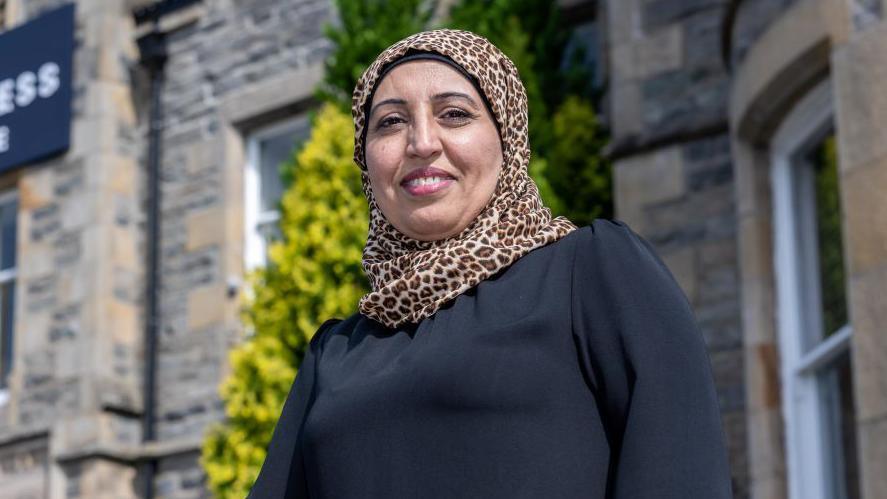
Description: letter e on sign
xmin=16 ymin=72 xmax=37 ymax=108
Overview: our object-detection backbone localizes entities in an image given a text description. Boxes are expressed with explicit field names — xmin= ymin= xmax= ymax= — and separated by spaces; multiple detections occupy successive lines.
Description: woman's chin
xmin=399 ymin=214 xmax=465 ymax=241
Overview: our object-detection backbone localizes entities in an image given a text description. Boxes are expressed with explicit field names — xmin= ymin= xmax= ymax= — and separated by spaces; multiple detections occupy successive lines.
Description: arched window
xmin=770 ymin=78 xmax=860 ymax=499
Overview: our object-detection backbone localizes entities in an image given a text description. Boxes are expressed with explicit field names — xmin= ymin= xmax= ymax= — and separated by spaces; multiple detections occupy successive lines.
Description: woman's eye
xmin=376 ymin=116 xmax=405 ymax=129
xmin=441 ymin=108 xmax=473 ymax=122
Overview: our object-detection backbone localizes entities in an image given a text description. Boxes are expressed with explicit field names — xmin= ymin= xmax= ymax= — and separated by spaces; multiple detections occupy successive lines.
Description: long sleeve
xmin=248 ymin=318 xmax=341 ymax=499
xmin=571 ymin=220 xmax=733 ymax=498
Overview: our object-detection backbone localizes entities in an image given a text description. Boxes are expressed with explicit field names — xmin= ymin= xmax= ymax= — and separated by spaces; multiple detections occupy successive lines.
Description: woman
xmin=249 ymin=29 xmax=733 ymax=498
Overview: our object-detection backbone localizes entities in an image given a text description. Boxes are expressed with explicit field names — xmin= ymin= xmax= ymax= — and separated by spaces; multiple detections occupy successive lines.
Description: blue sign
xmin=0 ymin=4 xmax=74 ymax=172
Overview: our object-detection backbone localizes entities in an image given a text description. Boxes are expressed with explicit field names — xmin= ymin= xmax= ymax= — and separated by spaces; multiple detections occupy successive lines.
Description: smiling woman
xmin=249 ymin=29 xmax=733 ymax=499
xmin=364 ymin=58 xmax=503 ymax=241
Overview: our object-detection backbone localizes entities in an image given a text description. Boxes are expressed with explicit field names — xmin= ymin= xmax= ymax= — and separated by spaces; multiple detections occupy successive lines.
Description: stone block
xmin=219 ymin=63 xmax=323 ymax=128
xmin=185 ymin=208 xmax=224 ymax=251
xmin=660 ymin=245 xmax=697 ymax=304
xmin=109 ymin=156 xmax=138 ymax=195
xmin=614 ymin=145 xmax=686 ymax=233
xmin=111 ymin=226 xmax=137 ymax=269
xmin=54 ymin=159 xmax=86 ymax=198
xmin=635 ymin=25 xmax=684 ymax=78
xmin=24 ymin=274 xmax=56 ymax=314
xmin=847 ymin=264 xmax=887 ymax=422
xmin=610 ymin=42 xmax=636 ymax=81
xmin=59 ymin=193 xmax=94 ymax=232
xmin=607 ymin=0 xmax=639 ymax=45
xmin=0 ymin=435 xmax=48 ymax=499
xmin=187 ymin=284 xmax=227 ymax=331
xmin=74 ymin=457 xmax=138 ymax=499
xmin=610 ymin=25 xmax=684 ymax=82
xmin=858 ymin=415 xmax=887 ymax=498
xmin=841 ymin=158 xmax=887 ymax=275
xmin=609 ymin=80 xmax=643 ymax=138
xmin=17 ymin=242 xmax=53 ymax=280
xmin=185 ymin=137 xmax=224 ymax=177
xmin=70 ymin=116 xmax=117 ymax=158
xmin=833 ymin=21 xmax=887 ymax=172
xmin=18 ymin=168 xmax=54 ymax=210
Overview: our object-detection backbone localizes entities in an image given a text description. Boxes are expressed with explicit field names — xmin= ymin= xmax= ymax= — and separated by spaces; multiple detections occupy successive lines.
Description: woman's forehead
xmin=372 ymin=60 xmax=481 ymax=100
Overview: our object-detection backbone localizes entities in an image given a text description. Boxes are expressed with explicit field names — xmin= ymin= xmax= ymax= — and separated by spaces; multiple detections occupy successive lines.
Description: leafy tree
xmin=201 ymin=104 xmax=368 ymax=499
xmin=546 ymin=95 xmax=612 ymax=225
xmin=318 ymin=0 xmax=435 ymax=108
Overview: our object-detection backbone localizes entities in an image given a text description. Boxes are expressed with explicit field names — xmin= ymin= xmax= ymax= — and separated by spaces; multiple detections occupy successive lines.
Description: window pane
xmin=259 ymin=118 xmax=310 ymax=215
xmin=258 ymin=131 xmax=295 ymax=214
xmin=0 ymin=281 xmax=14 ymax=390
xmin=1 ymin=197 xmax=17 ymax=270
xmin=817 ymin=349 xmax=860 ymax=499
xmin=562 ymin=21 xmax=603 ymax=90
xmin=258 ymin=220 xmax=282 ymax=249
xmin=808 ymin=135 xmax=848 ymax=338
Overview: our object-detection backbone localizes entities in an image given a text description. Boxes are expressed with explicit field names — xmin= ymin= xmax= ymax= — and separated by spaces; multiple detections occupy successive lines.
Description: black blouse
xmin=249 ymin=220 xmax=733 ymax=498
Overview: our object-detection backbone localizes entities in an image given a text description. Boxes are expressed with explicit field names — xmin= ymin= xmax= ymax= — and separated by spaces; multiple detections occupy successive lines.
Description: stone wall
xmin=0 ymin=0 xmax=145 ymax=497
xmin=606 ymin=0 xmax=749 ymax=496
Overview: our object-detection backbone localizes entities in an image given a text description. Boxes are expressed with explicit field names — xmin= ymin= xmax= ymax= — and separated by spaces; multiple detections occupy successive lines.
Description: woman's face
xmin=364 ymin=60 xmax=503 ymax=241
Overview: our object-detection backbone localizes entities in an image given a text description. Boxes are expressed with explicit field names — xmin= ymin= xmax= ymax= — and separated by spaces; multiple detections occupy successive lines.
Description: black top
xmin=249 ymin=220 xmax=733 ymax=498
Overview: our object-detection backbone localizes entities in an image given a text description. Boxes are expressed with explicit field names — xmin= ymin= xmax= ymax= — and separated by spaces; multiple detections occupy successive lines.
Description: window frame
xmin=0 ymin=188 xmax=17 ymax=405
xmin=243 ymin=115 xmax=309 ymax=271
xmin=770 ymin=77 xmax=855 ymax=499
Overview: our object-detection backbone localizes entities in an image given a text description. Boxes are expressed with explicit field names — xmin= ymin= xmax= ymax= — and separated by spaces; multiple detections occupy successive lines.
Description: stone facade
xmin=727 ymin=0 xmax=887 ymax=498
xmin=1 ymin=0 xmax=885 ymax=498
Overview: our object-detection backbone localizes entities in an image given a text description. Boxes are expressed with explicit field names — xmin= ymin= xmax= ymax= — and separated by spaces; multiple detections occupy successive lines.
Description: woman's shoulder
xmin=572 ymin=218 xmax=655 ymax=263
xmin=571 ymin=218 xmax=685 ymax=303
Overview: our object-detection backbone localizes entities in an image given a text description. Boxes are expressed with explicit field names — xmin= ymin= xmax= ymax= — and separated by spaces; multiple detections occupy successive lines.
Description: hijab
xmin=352 ymin=29 xmax=578 ymax=328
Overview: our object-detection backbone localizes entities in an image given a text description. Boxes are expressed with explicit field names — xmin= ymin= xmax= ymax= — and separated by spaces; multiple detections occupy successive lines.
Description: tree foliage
xmin=318 ymin=0 xmax=434 ymax=108
xmin=547 ymin=96 xmax=612 ymax=225
xmin=201 ymin=105 xmax=368 ymax=498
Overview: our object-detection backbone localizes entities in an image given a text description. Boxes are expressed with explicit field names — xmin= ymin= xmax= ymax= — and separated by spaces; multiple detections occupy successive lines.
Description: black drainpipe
xmin=137 ymin=22 xmax=167 ymax=499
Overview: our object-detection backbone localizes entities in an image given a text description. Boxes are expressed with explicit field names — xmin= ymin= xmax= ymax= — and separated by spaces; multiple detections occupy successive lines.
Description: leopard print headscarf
xmin=353 ymin=29 xmax=577 ymax=328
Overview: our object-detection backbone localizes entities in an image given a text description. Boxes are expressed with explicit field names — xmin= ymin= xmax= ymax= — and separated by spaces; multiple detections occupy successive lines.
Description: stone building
xmin=607 ymin=1 xmax=887 ymax=499
xmin=0 ymin=0 xmax=883 ymax=498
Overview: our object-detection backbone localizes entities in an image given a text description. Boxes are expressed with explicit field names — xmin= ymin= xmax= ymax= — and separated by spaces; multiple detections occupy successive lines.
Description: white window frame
xmin=243 ymin=115 xmax=309 ymax=271
xmin=770 ymin=77 xmax=854 ymax=499
xmin=0 ymin=188 xmax=17 ymax=406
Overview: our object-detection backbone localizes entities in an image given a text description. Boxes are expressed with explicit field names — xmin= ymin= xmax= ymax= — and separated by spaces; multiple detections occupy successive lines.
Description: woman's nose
xmin=406 ymin=114 xmax=442 ymax=159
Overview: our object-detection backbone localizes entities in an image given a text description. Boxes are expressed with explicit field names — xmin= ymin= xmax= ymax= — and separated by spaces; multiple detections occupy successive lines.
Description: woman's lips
xmin=400 ymin=166 xmax=456 ymax=196
xmin=401 ymin=177 xmax=455 ymax=196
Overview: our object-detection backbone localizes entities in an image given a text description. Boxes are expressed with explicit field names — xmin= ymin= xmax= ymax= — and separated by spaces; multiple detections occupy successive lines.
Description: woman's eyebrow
xmin=370 ymin=98 xmax=407 ymax=117
xmin=433 ymin=92 xmax=479 ymax=108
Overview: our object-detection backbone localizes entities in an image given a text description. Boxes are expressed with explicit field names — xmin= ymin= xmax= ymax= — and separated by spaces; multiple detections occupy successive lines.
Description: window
xmin=0 ymin=190 xmax=16 ymax=399
xmin=244 ymin=115 xmax=311 ymax=270
xmin=771 ymin=78 xmax=860 ymax=499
